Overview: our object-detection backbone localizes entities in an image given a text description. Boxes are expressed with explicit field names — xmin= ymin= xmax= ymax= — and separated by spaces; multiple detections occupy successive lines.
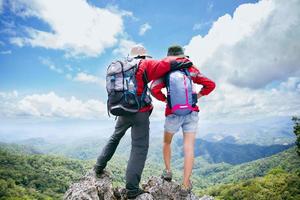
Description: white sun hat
xmin=130 ymin=45 xmax=152 ymax=58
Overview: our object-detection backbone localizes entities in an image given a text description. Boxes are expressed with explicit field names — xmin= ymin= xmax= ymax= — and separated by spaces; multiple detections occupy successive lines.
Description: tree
xmin=292 ymin=117 xmax=300 ymax=156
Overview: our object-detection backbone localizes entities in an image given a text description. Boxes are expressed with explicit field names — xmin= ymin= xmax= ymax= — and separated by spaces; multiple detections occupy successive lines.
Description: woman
xmin=150 ymin=45 xmax=215 ymax=197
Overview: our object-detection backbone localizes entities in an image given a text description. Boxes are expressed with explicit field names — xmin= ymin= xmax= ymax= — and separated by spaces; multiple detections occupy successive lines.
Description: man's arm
xmin=150 ymin=78 xmax=166 ymax=102
xmin=145 ymin=57 xmax=193 ymax=81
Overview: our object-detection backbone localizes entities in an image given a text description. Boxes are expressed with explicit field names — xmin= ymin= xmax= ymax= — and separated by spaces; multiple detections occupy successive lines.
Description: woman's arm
xmin=150 ymin=78 xmax=167 ymax=102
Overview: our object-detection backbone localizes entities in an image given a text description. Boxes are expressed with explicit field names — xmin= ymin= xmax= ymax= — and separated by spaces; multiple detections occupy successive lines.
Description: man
xmin=94 ymin=45 xmax=192 ymax=199
xmin=151 ymin=45 xmax=215 ymax=198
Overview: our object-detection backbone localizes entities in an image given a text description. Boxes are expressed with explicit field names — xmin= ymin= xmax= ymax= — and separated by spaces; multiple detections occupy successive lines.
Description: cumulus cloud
xmin=185 ymin=0 xmax=300 ymax=89
xmin=278 ymin=77 xmax=300 ymax=92
xmin=73 ymin=72 xmax=103 ymax=85
xmin=39 ymin=57 xmax=104 ymax=85
xmin=139 ymin=23 xmax=151 ymax=36
xmin=8 ymin=0 xmax=128 ymax=57
xmin=0 ymin=90 xmax=20 ymax=118
xmin=0 ymin=90 xmax=18 ymax=98
xmin=182 ymin=0 xmax=300 ymax=122
xmin=200 ymin=80 xmax=300 ymax=122
xmin=0 ymin=91 xmax=106 ymax=119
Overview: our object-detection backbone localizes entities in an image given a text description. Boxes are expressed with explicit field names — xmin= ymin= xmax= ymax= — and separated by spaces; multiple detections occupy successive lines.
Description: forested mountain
xmin=197 ymin=168 xmax=300 ymax=200
xmin=191 ymin=147 xmax=300 ymax=189
xmin=0 ymin=144 xmax=167 ymax=199
xmin=0 ymin=145 xmax=91 ymax=199
xmin=0 ymin=143 xmax=299 ymax=199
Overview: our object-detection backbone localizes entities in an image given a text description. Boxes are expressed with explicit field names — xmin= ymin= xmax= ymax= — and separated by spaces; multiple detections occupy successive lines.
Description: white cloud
xmin=0 ymin=90 xmax=18 ymax=98
xmin=9 ymin=37 xmax=23 ymax=46
xmin=139 ymin=23 xmax=151 ymax=36
xmin=185 ymin=0 xmax=300 ymax=89
xmin=8 ymin=0 xmax=127 ymax=57
xmin=74 ymin=72 xmax=99 ymax=84
xmin=183 ymin=0 xmax=300 ymax=122
xmin=0 ymin=90 xmax=20 ymax=118
xmin=39 ymin=58 xmax=104 ymax=85
xmin=39 ymin=57 xmax=63 ymax=74
xmin=278 ymin=77 xmax=300 ymax=92
xmin=198 ymin=81 xmax=300 ymax=122
xmin=113 ymin=39 xmax=140 ymax=57
xmin=0 ymin=91 xmax=106 ymax=119
xmin=150 ymin=99 xmax=164 ymax=120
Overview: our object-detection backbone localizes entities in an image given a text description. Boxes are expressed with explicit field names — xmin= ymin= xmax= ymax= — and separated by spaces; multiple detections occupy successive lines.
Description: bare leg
xmin=182 ymin=132 xmax=196 ymax=187
xmin=163 ymin=131 xmax=174 ymax=172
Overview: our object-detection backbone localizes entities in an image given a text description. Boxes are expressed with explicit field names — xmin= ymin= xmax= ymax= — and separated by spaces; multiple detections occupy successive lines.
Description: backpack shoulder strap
xmin=183 ymin=68 xmax=191 ymax=76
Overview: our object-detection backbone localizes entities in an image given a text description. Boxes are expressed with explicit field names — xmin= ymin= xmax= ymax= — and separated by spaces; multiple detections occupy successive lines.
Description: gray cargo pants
xmin=95 ymin=111 xmax=150 ymax=191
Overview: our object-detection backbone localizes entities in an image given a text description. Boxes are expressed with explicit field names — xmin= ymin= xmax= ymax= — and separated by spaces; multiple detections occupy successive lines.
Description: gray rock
xmin=64 ymin=170 xmax=114 ymax=200
xmin=142 ymin=176 xmax=199 ymax=200
xmin=199 ymin=195 xmax=214 ymax=200
xmin=64 ymin=169 xmax=214 ymax=200
xmin=135 ymin=193 xmax=154 ymax=200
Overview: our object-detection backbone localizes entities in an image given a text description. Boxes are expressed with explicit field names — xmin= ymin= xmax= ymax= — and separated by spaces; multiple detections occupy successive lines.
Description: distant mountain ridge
xmin=176 ymin=138 xmax=294 ymax=164
xmin=199 ymin=116 xmax=295 ymax=145
xmin=12 ymin=136 xmax=295 ymax=166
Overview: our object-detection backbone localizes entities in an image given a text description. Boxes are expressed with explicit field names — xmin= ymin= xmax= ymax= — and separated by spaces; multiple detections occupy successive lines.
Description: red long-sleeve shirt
xmin=136 ymin=56 xmax=192 ymax=112
xmin=150 ymin=65 xmax=216 ymax=116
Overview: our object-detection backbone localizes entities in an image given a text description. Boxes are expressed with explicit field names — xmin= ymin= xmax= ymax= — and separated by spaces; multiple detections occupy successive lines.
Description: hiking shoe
xmin=93 ymin=165 xmax=104 ymax=178
xmin=126 ymin=188 xmax=148 ymax=199
xmin=161 ymin=169 xmax=172 ymax=182
xmin=179 ymin=181 xmax=192 ymax=199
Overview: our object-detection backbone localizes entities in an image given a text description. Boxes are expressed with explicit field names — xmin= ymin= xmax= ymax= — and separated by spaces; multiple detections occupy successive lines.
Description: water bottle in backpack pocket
xmin=106 ymin=58 xmax=141 ymax=116
xmin=166 ymin=69 xmax=197 ymax=116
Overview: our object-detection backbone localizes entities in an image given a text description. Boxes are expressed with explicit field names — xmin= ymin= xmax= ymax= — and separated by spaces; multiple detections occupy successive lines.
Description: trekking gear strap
xmin=140 ymin=70 xmax=151 ymax=107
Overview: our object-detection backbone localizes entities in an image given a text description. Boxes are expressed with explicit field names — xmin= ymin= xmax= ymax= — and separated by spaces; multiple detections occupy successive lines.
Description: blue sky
xmin=0 ymin=0 xmax=299 ymax=124
xmin=0 ymin=0 xmax=257 ymax=98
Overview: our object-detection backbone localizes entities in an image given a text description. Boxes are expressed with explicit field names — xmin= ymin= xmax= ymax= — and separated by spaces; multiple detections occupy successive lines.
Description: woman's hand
xmin=197 ymin=93 xmax=203 ymax=99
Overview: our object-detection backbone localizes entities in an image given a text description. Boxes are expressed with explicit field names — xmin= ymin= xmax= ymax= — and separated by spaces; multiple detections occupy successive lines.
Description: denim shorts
xmin=164 ymin=111 xmax=199 ymax=134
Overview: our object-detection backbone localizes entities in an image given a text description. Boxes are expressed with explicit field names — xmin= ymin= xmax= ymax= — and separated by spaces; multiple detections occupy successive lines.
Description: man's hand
xmin=170 ymin=60 xmax=193 ymax=71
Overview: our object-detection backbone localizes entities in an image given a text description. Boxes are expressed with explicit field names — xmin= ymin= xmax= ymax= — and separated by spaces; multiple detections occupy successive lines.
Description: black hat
xmin=167 ymin=45 xmax=187 ymax=57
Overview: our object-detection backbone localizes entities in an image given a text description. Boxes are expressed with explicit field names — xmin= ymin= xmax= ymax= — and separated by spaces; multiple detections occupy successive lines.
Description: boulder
xmin=64 ymin=169 xmax=214 ymax=200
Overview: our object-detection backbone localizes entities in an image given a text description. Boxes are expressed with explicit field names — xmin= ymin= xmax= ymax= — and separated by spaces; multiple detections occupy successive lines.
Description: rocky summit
xmin=64 ymin=169 xmax=214 ymax=200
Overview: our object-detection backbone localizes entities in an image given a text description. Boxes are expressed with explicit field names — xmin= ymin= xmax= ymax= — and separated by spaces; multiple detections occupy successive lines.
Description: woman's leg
xmin=163 ymin=131 xmax=174 ymax=172
xmin=182 ymin=132 xmax=196 ymax=187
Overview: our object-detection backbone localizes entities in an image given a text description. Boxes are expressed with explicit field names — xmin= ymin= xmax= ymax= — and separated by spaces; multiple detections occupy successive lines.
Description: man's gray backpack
xmin=106 ymin=58 xmax=150 ymax=116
